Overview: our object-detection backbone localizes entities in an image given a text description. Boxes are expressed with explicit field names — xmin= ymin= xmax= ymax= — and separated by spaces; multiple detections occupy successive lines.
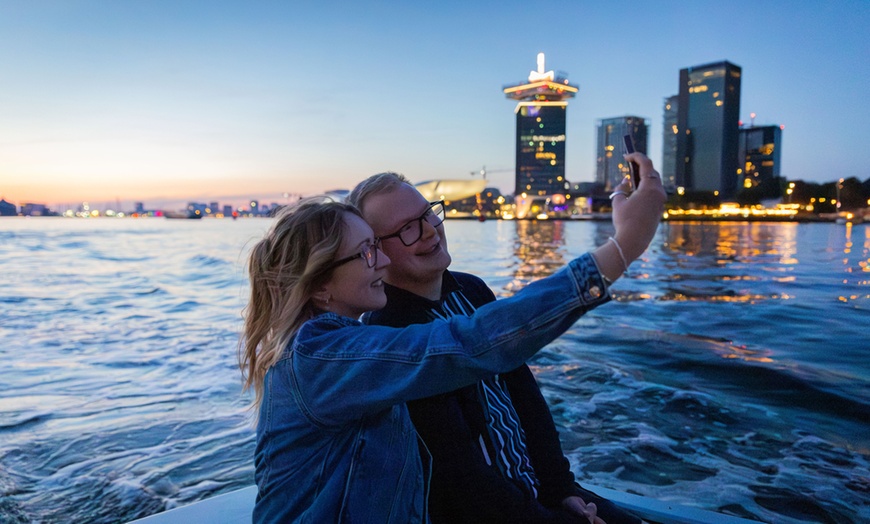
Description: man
xmin=348 ymin=173 xmax=643 ymax=523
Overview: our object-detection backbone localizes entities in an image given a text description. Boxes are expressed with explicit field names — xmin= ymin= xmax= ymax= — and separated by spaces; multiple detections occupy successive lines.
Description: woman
xmin=240 ymin=153 xmax=665 ymax=523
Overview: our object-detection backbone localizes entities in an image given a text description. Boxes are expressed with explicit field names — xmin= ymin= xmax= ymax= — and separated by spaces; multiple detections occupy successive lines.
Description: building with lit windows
xmin=738 ymin=124 xmax=782 ymax=182
xmin=675 ymin=61 xmax=742 ymax=198
xmin=738 ymin=124 xmax=783 ymax=199
xmin=595 ymin=116 xmax=648 ymax=191
xmin=503 ymin=53 xmax=578 ymax=197
xmin=661 ymin=95 xmax=679 ymax=191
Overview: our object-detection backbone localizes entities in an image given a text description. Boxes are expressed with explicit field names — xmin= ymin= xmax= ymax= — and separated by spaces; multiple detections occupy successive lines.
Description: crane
xmin=470 ymin=166 xmax=513 ymax=179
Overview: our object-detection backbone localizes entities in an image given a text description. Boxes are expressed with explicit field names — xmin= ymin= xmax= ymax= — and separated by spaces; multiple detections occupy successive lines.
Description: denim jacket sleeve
xmin=288 ymin=253 xmax=610 ymax=428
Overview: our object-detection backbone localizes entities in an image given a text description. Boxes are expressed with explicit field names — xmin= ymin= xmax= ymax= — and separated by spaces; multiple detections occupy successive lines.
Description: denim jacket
xmin=253 ymin=254 xmax=610 ymax=524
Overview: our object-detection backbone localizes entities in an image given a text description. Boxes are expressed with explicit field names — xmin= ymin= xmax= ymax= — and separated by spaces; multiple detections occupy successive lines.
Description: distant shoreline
xmin=443 ymin=215 xmax=865 ymax=224
xmin=2 ymin=214 xmax=866 ymax=224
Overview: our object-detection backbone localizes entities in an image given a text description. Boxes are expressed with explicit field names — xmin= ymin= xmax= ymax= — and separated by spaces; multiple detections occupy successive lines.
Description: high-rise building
xmin=738 ymin=124 xmax=783 ymax=197
xmin=503 ymin=53 xmax=578 ymax=197
xmin=661 ymin=96 xmax=679 ymax=191
xmin=596 ymin=116 xmax=648 ymax=190
xmin=675 ymin=61 xmax=742 ymax=198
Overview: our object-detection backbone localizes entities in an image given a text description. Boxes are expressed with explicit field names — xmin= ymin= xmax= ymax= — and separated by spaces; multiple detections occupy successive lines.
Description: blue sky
xmin=1 ymin=0 xmax=868 ymax=209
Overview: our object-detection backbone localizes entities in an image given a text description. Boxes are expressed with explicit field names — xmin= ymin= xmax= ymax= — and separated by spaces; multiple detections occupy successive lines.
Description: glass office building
xmin=504 ymin=53 xmax=578 ymax=197
xmin=676 ymin=61 xmax=742 ymax=198
xmin=595 ymin=116 xmax=648 ymax=191
xmin=661 ymin=95 xmax=679 ymax=191
xmin=738 ymin=125 xmax=783 ymax=191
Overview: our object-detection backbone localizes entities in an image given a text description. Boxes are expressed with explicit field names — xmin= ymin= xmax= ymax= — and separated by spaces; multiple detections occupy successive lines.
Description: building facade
xmin=675 ymin=61 xmax=742 ymax=198
xmin=661 ymin=95 xmax=679 ymax=191
xmin=21 ymin=203 xmax=49 ymax=216
xmin=595 ymin=116 xmax=648 ymax=191
xmin=738 ymin=124 xmax=783 ymax=198
xmin=504 ymin=53 xmax=578 ymax=197
xmin=0 ymin=199 xmax=16 ymax=216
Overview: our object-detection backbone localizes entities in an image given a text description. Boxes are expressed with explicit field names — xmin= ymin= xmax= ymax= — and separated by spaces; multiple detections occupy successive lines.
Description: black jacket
xmin=365 ymin=270 xmax=585 ymax=523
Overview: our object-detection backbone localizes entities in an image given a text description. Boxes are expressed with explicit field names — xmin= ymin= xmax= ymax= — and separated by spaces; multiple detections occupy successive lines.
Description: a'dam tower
xmin=503 ymin=53 xmax=579 ymax=198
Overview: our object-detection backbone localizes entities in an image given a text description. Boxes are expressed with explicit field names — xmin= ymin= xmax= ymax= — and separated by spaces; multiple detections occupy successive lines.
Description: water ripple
xmin=1 ymin=218 xmax=868 ymax=523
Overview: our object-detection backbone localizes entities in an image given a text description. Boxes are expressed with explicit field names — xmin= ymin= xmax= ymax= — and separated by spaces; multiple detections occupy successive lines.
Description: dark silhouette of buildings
xmin=0 ymin=199 xmax=16 ymax=216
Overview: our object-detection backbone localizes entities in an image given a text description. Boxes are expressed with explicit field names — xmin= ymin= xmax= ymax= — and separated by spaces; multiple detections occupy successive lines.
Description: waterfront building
xmin=595 ymin=116 xmax=649 ymax=191
xmin=738 ymin=124 xmax=784 ymax=200
xmin=21 ymin=203 xmax=49 ymax=216
xmin=222 ymin=205 xmax=234 ymax=217
xmin=503 ymin=52 xmax=578 ymax=197
xmin=187 ymin=202 xmax=207 ymax=217
xmin=448 ymin=187 xmax=506 ymax=218
xmin=675 ymin=61 xmax=742 ymax=198
xmin=662 ymin=96 xmax=679 ymax=191
xmin=0 ymin=198 xmax=16 ymax=216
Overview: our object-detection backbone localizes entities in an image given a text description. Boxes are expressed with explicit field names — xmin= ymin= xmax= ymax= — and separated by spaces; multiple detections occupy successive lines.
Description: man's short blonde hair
xmin=347 ymin=172 xmax=412 ymax=216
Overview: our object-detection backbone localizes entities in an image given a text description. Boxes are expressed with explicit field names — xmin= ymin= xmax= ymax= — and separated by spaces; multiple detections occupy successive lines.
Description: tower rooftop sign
xmin=503 ymin=52 xmax=578 ymax=102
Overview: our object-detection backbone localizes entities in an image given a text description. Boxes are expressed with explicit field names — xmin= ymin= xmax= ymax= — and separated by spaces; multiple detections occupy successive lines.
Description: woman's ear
xmin=312 ymin=286 xmax=332 ymax=308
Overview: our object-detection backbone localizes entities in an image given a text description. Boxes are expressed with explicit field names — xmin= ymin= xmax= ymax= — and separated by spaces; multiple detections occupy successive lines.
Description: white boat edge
xmin=127 ymin=484 xmax=762 ymax=523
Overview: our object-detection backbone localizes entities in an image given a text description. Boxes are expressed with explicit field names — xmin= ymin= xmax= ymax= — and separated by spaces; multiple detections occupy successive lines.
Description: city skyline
xmin=1 ymin=1 xmax=868 ymax=211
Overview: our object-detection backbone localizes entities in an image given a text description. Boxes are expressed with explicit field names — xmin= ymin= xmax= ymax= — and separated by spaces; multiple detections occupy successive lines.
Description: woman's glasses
xmin=377 ymin=201 xmax=445 ymax=247
xmin=328 ymin=241 xmax=380 ymax=271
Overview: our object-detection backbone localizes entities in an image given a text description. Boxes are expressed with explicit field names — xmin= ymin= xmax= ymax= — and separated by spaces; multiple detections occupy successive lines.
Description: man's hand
xmin=562 ymin=495 xmax=606 ymax=524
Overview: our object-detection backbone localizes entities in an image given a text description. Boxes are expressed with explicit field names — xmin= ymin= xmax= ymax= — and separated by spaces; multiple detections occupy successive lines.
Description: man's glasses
xmin=327 ymin=241 xmax=380 ymax=271
xmin=378 ymin=201 xmax=445 ymax=247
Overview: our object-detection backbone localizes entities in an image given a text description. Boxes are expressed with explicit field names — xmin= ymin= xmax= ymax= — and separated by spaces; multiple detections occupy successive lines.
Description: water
xmin=1 ymin=217 xmax=868 ymax=523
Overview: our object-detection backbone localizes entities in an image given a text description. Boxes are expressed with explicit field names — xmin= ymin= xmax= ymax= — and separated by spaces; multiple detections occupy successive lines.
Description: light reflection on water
xmin=0 ymin=217 xmax=868 ymax=523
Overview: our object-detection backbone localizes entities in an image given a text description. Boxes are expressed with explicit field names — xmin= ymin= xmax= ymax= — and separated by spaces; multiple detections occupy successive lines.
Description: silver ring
xmin=609 ymin=190 xmax=629 ymax=200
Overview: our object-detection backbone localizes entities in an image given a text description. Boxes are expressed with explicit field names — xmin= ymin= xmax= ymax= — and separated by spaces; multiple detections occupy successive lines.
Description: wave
xmin=0 ymin=410 xmax=52 ymax=430
xmin=188 ymin=254 xmax=228 ymax=267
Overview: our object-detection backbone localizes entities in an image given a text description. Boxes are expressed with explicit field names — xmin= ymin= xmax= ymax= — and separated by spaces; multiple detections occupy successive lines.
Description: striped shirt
xmin=427 ymin=288 xmax=540 ymax=496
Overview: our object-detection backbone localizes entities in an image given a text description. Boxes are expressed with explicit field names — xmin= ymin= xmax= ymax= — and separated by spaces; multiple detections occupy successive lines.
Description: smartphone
xmin=623 ymin=135 xmax=641 ymax=189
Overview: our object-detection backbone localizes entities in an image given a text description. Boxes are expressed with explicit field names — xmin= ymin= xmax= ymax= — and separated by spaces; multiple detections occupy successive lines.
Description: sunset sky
xmin=1 ymin=1 xmax=868 ymax=210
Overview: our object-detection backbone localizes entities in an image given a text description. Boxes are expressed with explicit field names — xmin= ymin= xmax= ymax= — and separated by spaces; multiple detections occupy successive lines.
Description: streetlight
xmin=837 ymin=178 xmax=844 ymax=212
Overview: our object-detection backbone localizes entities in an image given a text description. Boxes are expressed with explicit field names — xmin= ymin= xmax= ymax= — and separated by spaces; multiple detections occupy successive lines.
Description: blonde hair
xmin=346 ymin=171 xmax=411 ymax=216
xmin=239 ymin=198 xmax=362 ymax=412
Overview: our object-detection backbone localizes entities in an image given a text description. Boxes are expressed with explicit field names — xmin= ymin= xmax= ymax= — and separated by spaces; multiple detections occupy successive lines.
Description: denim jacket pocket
xmin=338 ymin=405 xmax=425 ymax=523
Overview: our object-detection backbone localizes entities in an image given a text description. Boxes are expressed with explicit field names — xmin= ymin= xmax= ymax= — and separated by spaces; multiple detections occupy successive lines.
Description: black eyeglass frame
xmin=327 ymin=241 xmax=380 ymax=271
xmin=377 ymin=201 xmax=446 ymax=247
